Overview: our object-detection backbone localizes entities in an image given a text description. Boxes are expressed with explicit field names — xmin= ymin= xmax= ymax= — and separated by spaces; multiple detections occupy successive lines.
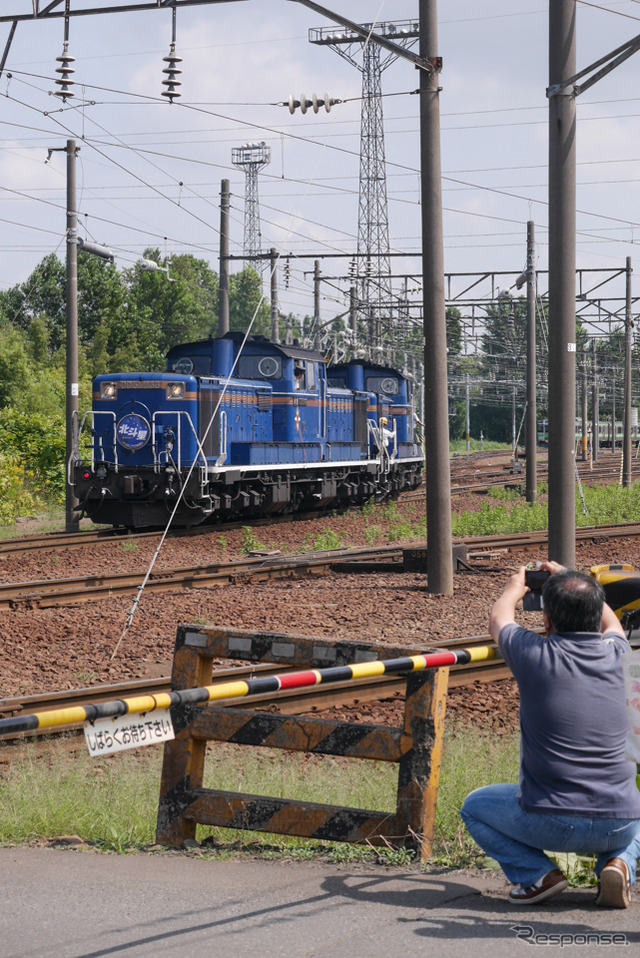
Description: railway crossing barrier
xmin=156 ymin=626 xmax=490 ymax=860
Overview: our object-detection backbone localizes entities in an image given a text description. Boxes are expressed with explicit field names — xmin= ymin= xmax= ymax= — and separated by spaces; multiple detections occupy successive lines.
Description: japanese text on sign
xmin=84 ymin=709 xmax=174 ymax=757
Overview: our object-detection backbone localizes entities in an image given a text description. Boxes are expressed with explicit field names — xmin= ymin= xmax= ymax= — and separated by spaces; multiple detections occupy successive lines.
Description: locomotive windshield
xmin=366 ymin=375 xmax=399 ymax=396
xmin=170 ymin=356 xmax=211 ymax=375
xmin=237 ymin=355 xmax=283 ymax=380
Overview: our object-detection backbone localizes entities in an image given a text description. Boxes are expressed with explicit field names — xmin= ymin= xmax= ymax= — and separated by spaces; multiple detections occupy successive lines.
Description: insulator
xmin=54 ymin=43 xmax=75 ymax=101
xmin=289 ymin=93 xmax=338 ymax=115
xmin=161 ymin=43 xmax=182 ymax=103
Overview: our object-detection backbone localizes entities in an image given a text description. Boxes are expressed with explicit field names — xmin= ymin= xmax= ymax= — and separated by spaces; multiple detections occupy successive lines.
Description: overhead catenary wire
xmin=111 ymin=7 xmax=374 ymax=654
xmin=3 ymin=67 xmax=640 ymax=273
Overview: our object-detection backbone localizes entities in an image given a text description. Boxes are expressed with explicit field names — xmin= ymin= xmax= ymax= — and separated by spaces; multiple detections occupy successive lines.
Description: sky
xmin=1 ymin=0 xmax=640 ymax=334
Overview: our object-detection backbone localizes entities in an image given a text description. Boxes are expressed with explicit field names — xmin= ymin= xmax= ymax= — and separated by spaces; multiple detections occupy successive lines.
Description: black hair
xmin=541 ymin=569 xmax=605 ymax=633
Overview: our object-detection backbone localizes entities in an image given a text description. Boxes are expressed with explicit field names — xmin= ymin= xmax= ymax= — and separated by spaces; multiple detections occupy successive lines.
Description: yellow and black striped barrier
xmin=154 ymin=627 xmax=498 ymax=858
xmin=0 ymin=644 xmax=495 ymax=738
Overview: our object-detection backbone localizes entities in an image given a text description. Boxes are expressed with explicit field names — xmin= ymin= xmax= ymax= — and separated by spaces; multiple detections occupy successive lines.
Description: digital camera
xmin=523 ymin=568 xmax=551 ymax=611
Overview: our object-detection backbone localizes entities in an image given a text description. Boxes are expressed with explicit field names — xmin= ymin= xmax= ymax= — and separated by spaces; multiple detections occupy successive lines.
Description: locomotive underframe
xmin=73 ymin=457 xmax=424 ymax=530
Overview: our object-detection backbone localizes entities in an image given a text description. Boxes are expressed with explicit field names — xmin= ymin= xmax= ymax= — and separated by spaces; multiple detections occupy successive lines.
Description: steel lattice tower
xmin=231 ymin=141 xmax=271 ymax=265
xmin=310 ymin=21 xmax=419 ymax=353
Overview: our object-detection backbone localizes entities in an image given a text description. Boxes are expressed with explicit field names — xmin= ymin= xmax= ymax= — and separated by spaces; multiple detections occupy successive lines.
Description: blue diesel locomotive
xmin=71 ymin=332 xmax=423 ymax=529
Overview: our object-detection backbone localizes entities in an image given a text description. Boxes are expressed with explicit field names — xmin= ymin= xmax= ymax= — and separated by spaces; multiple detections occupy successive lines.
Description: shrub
xmin=0 ymin=453 xmax=46 ymax=522
xmin=0 ymin=408 xmax=66 ymax=500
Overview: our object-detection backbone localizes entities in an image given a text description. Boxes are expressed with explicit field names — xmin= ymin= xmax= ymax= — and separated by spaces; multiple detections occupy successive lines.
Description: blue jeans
xmin=460 ymin=784 xmax=640 ymax=888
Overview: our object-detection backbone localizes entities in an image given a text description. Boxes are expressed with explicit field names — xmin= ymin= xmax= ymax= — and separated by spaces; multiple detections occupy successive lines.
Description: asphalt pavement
xmin=1 ymin=846 xmax=638 ymax=957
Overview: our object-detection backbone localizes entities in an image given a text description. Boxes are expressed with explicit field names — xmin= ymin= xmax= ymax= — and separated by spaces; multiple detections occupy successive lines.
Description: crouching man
xmin=461 ymin=561 xmax=640 ymax=907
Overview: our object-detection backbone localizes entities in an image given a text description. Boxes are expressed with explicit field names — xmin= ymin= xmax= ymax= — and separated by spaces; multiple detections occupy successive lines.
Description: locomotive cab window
xmin=171 ymin=356 xmax=210 ymax=375
xmin=238 ymin=355 xmax=282 ymax=380
xmin=173 ymin=357 xmax=194 ymax=374
xmin=367 ymin=375 xmax=399 ymax=396
xmin=293 ymin=364 xmax=305 ymax=390
xmin=306 ymin=362 xmax=316 ymax=390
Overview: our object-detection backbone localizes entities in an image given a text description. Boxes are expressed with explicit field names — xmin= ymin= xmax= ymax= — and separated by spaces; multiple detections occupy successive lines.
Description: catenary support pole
xmin=612 ymin=372 xmax=616 ymax=455
xmin=547 ymin=0 xmax=577 ymax=568
xmin=592 ymin=338 xmax=599 ymax=462
xmin=218 ymin=178 xmax=230 ymax=336
xmin=65 ymin=138 xmax=79 ymax=533
xmin=420 ymin=0 xmax=453 ymax=595
xmin=623 ymin=257 xmax=632 ymax=487
xmin=350 ymin=283 xmax=357 ymax=343
xmin=581 ymin=356 xmax=588 ymax=462
xmin=525 ymin=221 xmax=537 ymax=503
xmin=270 ymin=248 xmax=279 ymax=343
xmin=314 ymin=260 xmax=321 ymax=349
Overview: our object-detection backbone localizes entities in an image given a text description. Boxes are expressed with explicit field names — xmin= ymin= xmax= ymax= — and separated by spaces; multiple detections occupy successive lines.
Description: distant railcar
xmin=72 ymin=332 xmax=423 ymax=528
xmin=536 ymin=418 xmax=639 ymax=448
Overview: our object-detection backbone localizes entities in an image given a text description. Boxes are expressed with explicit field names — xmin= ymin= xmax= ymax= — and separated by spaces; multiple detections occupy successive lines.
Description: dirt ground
xmin=2 ymin=483 xmax=639 ymax=731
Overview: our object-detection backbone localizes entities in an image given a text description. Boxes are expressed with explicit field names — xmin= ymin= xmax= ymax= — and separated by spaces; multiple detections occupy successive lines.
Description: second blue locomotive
xmin=71 ymin=332 xmax=423 ymax=528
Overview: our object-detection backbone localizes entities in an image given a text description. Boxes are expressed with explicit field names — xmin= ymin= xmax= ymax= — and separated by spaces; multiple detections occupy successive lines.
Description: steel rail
xmin=0 ymin=545 xmax=404 ymax=610
xmin=0 ymin=507 xmax=361 ymax=557
xmin=0 ymin=636 xmax=504 ymax=742
xmin=0 ymin=454 xmax=517 ymax=558
xmin=3 ymin=521 xmax=640 ymax=609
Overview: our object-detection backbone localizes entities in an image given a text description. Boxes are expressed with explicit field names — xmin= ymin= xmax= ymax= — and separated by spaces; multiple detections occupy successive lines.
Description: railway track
xmin=446 ymin=454 xmax=640 ymax=495
xmin=0 ymin=508 xmax=352 ymax=558
xmin=0 ymin=544 xmax=404 ymax=610
xmin=0 ymin=453 xmax=526 ymax=558
xmin=2 ymin=520 xmax=640 ymax=610
xmin=0 ymin=633 xmax=509 ymax=745
xmin=3 ymin=451 xmax=638 ymax=557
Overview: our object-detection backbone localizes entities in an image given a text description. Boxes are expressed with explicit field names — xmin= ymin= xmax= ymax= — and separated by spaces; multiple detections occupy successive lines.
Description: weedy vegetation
xmin=0 ymin=724 xmax=529 ymax=873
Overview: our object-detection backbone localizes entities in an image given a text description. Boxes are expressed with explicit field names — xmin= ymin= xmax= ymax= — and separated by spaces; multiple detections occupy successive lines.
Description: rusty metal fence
xmin=156 ymin=626 xmax=450 ymax=860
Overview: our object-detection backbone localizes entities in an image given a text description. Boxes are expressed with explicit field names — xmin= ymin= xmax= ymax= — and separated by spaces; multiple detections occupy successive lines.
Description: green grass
xmin=451 ymin=480 xmax=640 ymax=538
xmin=239 ymin=526 xmax=266 ymax=554
xmin=0 ymin=725 xmax=519 ymax=867
xmin=300 ymin=528 xmax=346 ymax=552
xmin=450 ymin=440 xmax=511 ymax=454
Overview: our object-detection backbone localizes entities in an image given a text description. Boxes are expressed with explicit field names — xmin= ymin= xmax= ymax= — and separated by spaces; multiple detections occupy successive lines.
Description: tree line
xmin=0 ymin=249 xmax=272 ymax=418
xmin=0 ymin=250 xmax=271 ymax=518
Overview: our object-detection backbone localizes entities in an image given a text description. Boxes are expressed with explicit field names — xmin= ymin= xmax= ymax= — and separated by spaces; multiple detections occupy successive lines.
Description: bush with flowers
xmin=0 ymin=452 xmax=46 ymax=522
xmin=0 ymin=410 xmax=67 ymax=519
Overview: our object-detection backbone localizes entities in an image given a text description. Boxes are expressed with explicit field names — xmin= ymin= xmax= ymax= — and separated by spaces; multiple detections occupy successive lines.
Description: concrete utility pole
xmin=592 ymin=338 xmax=599 ymax=463
xmin=612 ymin=373 xmax=617 ymax=455
xmin=524 ymin=221 xmax=537 ymax=503
xmin=313 ymin=260 xmax=321 ymax=349
xmin=218 ymin=178 xmax=230 ymax=336
xmin=581 ymin=358 xmax=588 ymax=463
xmin=547 ymin=0 xmax=577 ymax=569
xmin=623 ymin=256 xmax=633 ymax=487
xmin=65 ymin=138 xmax=79 ymax=533
xmin=270 ymin=248 xmax=279 ymax=343
xmin=420 ymin=0 xmax=453 ymax=595
xmin=545 ymin=1 xmax=640 ymax=560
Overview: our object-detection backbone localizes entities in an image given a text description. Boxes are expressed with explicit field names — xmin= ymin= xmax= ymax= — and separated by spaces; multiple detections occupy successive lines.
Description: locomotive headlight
xmin=166 ymin=383 xmax=185 ymax=400
xmin=100 ymin=382 xmax=117 ymax=399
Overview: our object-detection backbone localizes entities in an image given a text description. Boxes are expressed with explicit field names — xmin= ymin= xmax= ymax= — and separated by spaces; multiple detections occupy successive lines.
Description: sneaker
xmin=508 ymin=867 xmax=568 ymax=905
xmin=595 ymin=858 xmax=631 ymax=909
